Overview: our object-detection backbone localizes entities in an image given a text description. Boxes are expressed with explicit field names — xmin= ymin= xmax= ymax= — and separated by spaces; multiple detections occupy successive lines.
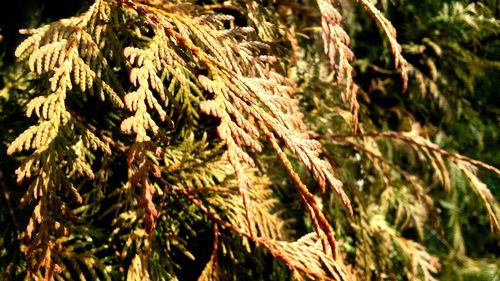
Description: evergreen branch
xmin=266 ymin=129 xmax=343 ymax=259
xmin=357 ymin=0 xmax=409 ymax=91
xmin=316 ymin=130 xmax=500 ymax=232
xmin=455 ymin=161 xmax=500 ymax=232
xmin=394 ymin=237 xmax=440 ymax=281
xmin=340 ymin=139 xmax=442 ymax=235
xmin=317 ymin=0 xmax=359 ymax=131
xmin=206 ymin=173 xmax=287 ymax=240
xmin=6 ymin=1 xmax=123 ymax=276
xmin=315 ymin=131 xmax=500 ymax=174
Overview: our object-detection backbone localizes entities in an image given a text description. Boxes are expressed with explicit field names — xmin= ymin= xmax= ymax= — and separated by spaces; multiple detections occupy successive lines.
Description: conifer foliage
xmin=0 ymin=0 xmax=499 ymax=280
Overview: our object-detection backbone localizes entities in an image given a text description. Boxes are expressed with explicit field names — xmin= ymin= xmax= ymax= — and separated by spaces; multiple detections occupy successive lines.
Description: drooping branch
xmin=313 ymin=131 xmax=500 ymax=174
xmin=356 ymin=0 xmax=409 ymax=91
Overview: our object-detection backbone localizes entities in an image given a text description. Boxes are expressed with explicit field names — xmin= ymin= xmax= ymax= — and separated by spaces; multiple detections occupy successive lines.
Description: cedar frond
xmin=121 ymin=34 xmax=176 ymax=141
xmin=357 ymin=0 xmax=409 ymax=91
xmin=207 ymin=173 xmax=288 ymax=240
xmin=408 ymin=62 xmax=451 ymax=116
xmin=316 ymin=0 xmax=359 ymax=131
xmin=124 ymin=142 xmax=162 ymax=233
xmin=381 ymin=187 xmax=429 ymax=240
xmin=328 ymin=130 xmax=500 ymax=175
xmin=259 ymin=233 xmax=357 ymax=281
xmin=353 ymin=205 xmax=440 ymax=281
xmin=161 ymin=142 xmax=288 ymax=240
xmin=394 ymin=237 xmax=440 ymax=281
xmin=242 ymin=0 xmax=284 ymax=42
xmin=7 ymin=1 xmax=122 ymax=276
xmin=455 ymin=161 xmax=500 ymax=232
xmin=198 ymin=247 xmax=220 ymax=281
xmin=162 ymin=133 xmax=232 ymax=189
xmin=51 ymin=234 xmax=112 ymax=281
xmin=15 ymin=2 xmax=124 ymax=107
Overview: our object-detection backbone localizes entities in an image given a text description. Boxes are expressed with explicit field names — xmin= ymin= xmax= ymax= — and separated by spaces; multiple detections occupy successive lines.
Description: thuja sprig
xmin=7 ymin=0 xmax=120 ymax=277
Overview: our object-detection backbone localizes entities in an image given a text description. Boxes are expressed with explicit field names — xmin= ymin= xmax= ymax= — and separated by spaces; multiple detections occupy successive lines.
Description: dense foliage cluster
xmin=0 ymin=0 xmax=498 ymax=280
